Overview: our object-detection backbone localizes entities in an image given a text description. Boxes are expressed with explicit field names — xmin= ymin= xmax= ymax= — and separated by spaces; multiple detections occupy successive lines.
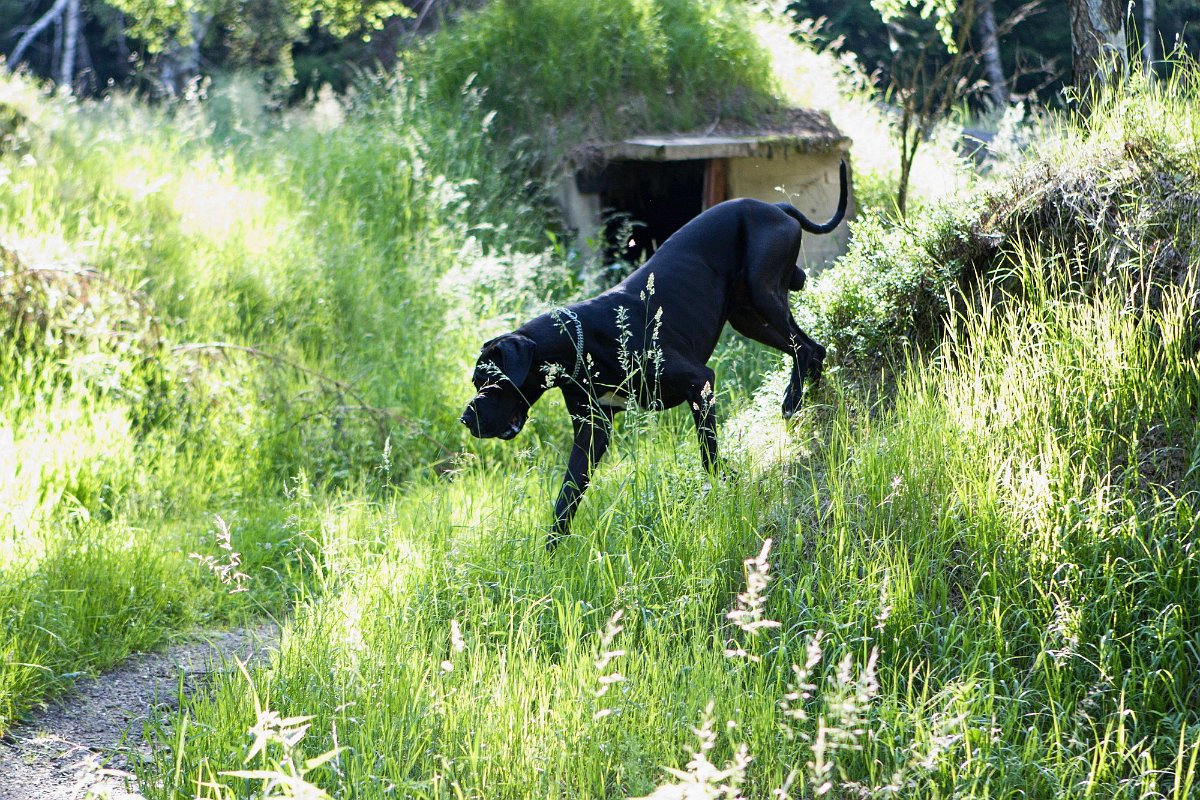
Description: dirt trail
xmin=0 ymin=625 xmax=278 ymax=800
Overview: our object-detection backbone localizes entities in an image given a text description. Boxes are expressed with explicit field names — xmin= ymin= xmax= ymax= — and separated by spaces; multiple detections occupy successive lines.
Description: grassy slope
xmin=150 ymin=74 xmax=1199 ymax=800
xmin=0 ymin=73 xmax=558 ymax=729
xmin=1 ymin=5 xmax=1198 ymax=800
xmin=412 ymin=0 xmax=780 ymax=162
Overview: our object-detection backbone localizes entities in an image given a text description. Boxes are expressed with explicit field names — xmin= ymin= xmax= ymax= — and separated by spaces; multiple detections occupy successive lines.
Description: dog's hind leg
xmin=549 ymin=396 xmax=614 ymax=550
xmin=729 ymin=307 xmax=825 ymax=419
xmin=789 ymin=265 xmax=808 ymax=292
xmin=734 ymin=216 xmax=825 ymax=416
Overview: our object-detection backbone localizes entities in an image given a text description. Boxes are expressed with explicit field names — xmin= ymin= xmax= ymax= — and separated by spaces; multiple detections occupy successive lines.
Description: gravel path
xmin=0 ymin=624 xmax=278 ymax=800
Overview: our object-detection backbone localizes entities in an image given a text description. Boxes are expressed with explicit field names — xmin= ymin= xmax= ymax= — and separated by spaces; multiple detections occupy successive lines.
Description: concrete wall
xmin=558 ymin=145 xmax=854 ymax=273
xmin=727 ymin=148 xmax=852 ymax=270
xmin=554 ymin=178 xmax=602 ymax=249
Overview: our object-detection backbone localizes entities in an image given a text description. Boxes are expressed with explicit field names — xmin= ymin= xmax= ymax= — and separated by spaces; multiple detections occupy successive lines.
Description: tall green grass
xmin=806 ymin=55 xmax=1200 ymax=371
xmin=1 ymin=0 xmax=793 ymax=728
xmin=143 ymin=243 xmax=1200 ymax=798
xmin=137 ymin=64 xmax=1200 ymax=800
xmin=412 ymin=0 xmax=779 ymax=160
xmin=2 ymin=16 xmax=1199 ymax=800
xmin=0 ymin=70 xmax=568 ymax=730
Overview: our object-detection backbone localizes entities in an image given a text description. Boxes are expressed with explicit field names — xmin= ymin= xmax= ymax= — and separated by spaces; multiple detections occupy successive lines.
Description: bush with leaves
xmin=804 ymin=57 xmax=1200 ymax=369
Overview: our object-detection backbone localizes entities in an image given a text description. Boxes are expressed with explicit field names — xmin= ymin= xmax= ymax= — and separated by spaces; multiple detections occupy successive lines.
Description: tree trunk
xmin=115 ymin=12 xmax=130 ymax=64
xmin=9 ymin=0 xmax=72 ymax=68
xmin=976 ymin=0 xmax=1009 ymax=106
xmin=52 ymin=7 xmax=63 ymax=78
xmin=1067 ymin=0 xmax=1128 ymax=93
xmin=77 ymin=18 xmax=95 ymax=93
xmin=59 ymin=0 xmax=81 ymax=91
xmin=158 ymin=11 xmax=212 ymax=97
xmin=1142 ymin=0 xmax=1157 ymax=70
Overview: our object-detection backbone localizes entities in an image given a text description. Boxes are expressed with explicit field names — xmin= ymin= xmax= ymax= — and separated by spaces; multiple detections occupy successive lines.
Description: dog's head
xmin=460 ymin=333 xmax=540 ymax=439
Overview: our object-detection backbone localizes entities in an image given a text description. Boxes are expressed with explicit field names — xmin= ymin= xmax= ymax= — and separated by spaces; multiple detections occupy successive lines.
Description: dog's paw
xmin=808 ymin=357 xmax=825 ymax=387
xmin=781 ymin=381 xmax=804 ymax=419
xmin=544 ymin=523 xmax=570 ymax=552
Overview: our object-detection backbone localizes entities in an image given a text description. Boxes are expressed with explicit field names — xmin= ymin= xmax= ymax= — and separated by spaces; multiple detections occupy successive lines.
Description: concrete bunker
xmin=558 ymin=109 xmax=854 ymax=271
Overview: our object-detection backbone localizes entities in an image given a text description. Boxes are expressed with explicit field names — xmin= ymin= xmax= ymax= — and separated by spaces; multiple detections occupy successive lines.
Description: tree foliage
xmin=788 ymin=0 xmax=1199 ymax=102
xmin=2 ymin=0 xmax=413 ymax=94
xmin=104 ymin=0 xmax=410 ymax=52
xmin=871 ymin=0 xmax=959 ymax=50
xmin=870 ymin=0 xmax=983 ymax=214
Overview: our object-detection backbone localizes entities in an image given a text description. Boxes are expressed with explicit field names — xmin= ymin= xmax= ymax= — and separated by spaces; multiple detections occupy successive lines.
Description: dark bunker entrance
xmin=582 ymin=158 xmax=718 ymax=268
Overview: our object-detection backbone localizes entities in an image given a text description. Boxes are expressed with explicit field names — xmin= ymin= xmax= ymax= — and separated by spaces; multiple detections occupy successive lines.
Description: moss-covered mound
xmin=410 ymin=0 xmax=783 ymax=160
xmin=809 ymin=67 xmax=1200 ymax=365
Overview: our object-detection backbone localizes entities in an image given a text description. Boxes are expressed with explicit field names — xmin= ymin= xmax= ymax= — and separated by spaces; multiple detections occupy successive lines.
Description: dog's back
xmin=464 ymin=164 xmax=848 ymax=545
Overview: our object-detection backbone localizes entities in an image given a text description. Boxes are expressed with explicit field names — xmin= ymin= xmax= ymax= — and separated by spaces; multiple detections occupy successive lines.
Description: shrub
xmin=806 ymin=58 xmax=1200 ymax=368
xmin=411 ymin=0 xmax=780 ymax=160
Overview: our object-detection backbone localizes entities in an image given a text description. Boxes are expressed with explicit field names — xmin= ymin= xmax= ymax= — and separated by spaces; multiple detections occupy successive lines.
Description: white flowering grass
xmin=145 ymin=237 xmax=1200 ymax=799
xmin=5 ymin=41 xmax=1200 ymax=800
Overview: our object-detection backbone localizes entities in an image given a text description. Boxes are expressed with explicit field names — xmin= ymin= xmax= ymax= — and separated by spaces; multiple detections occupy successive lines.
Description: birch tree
xmin=10 ymin=0 xmax=71 ymax=71
xmin=9 ymin=0 xmax=86 ymax=92
xmin=976 ymin=0 xmax=1009 ymax=106
xmin=59 ymin=0 xmax=81 ymax=89
xmin=1066 ymin=0 xmax=1128 ymax=92
xmin=1142 ymin=0 xmax=1157 ymax=70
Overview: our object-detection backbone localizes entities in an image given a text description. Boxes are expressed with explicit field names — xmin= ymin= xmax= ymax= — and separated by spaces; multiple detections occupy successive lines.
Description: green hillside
xmin=0 ymin=3 xmax=1198 ymax=798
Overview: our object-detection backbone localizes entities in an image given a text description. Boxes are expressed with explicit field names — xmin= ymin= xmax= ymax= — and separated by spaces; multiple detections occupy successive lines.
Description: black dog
xmin=462 ymin=162 xmax=848 ymax=548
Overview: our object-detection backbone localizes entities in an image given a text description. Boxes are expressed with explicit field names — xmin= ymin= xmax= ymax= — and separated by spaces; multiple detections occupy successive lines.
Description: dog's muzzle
xmin=460 ymin=400 xmax=525 ymax=440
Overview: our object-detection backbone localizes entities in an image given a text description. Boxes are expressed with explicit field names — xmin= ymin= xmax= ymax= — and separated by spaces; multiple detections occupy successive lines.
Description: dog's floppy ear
xmin=478 ymin=334 xmax=535 ymax=387
xmin=495 ymin=334 xmax=535 ymax=386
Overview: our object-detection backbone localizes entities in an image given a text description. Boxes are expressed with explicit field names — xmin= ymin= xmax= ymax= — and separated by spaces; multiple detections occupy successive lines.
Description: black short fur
xmin=461 ymin=161 xmax=849 ymax=548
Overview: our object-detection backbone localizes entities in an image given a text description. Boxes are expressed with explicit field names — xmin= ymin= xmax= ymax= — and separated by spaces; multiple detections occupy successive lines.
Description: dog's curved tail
xmin=781 ymin=160 xmax=849 ymax=234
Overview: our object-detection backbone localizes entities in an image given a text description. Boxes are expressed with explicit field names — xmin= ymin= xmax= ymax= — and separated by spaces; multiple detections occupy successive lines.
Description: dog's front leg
xmin=686 ymin=370 xmax=718 ymax=474
xmin=549 ymin=398 xmax=614 ymax=550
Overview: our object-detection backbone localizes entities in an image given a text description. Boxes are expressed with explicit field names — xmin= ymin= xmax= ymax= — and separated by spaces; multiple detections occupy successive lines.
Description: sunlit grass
xmin=137 ymin=65 xmax=1200 ymax=798
xmin=0 ymin=66 xmax=549 ymax=730
xmin=0 ymin=393 xmax=135 ymax=539
xmin=148 ymin=256 xmax=1200 ymax=794
xmin=413 ymin=0 xmax=778 ymax=156
xmin=1 ymin=29 xmax=1199 ymax=800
